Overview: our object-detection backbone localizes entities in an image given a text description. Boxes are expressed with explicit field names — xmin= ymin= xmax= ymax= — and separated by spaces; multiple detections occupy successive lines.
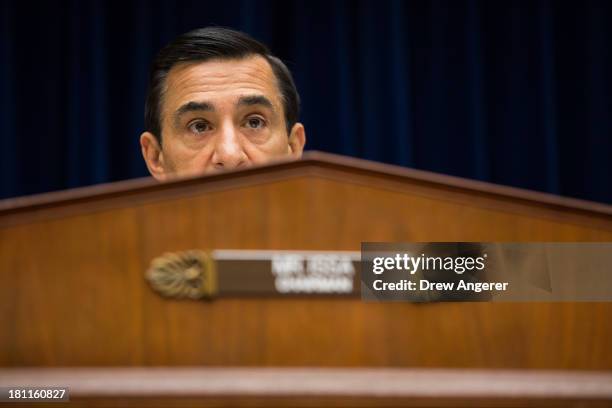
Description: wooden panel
xmin=1 ymin=154 xmax=611 ymax=369
xmin=1 ymin=368 xmax=611 ymax=407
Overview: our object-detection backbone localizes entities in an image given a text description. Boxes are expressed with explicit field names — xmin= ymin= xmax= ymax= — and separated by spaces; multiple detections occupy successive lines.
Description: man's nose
xmin=211 ymin=123 xmax=247 ymax=170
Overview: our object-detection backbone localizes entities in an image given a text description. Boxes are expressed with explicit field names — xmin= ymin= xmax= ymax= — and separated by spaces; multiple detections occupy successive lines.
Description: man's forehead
xmin=163 ymin=55 xmax=282 ymax=111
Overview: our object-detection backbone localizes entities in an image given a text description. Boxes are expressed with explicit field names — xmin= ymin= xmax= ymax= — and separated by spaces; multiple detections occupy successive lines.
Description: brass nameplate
xmin=146 ymin=250 xmax=360 ymax=300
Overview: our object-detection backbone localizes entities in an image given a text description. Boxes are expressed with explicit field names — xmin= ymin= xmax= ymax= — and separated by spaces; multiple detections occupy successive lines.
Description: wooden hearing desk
xmin=1 ymin=152 xmax=611 ymax=406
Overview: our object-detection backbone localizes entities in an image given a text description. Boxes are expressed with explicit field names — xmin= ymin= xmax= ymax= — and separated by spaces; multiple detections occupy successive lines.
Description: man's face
xmin=140 ymin=55 xmax=305 ymax=180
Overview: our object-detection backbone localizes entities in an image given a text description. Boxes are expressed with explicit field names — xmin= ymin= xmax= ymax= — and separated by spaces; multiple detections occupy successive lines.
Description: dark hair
xmin=144 ymin=27 xmax=300 ymax=143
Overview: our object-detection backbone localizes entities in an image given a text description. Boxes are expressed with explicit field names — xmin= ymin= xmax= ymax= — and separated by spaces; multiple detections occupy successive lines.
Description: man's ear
xmin=140 ymin=131 xmax=168 ymax=181
xmin=288 ymin=122 xmax=306 ymax=158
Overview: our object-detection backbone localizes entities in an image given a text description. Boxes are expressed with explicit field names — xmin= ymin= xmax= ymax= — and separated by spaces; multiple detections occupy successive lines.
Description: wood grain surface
xmin=1 ymin=153 xmax=611 ymax=370
xmin=1 ymin=367 xmax=611 ymax=407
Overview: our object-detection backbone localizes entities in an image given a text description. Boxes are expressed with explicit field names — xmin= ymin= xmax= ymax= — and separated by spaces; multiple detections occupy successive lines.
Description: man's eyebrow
xmin=174 ymin=101 xmax=214 ymax=123
xmin=237 ymin=95 xmax=275 ymax=111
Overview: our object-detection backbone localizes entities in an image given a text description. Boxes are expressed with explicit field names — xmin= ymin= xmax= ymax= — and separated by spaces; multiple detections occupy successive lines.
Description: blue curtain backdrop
xmin=1 ymin=0 xmax=610 ymax=203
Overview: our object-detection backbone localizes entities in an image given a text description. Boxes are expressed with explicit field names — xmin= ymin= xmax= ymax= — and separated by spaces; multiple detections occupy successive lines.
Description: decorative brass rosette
xmin=145 ymin=250 xmax=217 ymax=299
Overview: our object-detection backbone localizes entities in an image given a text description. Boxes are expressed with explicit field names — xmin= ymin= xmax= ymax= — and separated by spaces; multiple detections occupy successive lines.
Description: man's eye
xmin=188 ymin=121 xmax=211 ymax=134
xmin=245 ymin=117 xmax=266 ymax=129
